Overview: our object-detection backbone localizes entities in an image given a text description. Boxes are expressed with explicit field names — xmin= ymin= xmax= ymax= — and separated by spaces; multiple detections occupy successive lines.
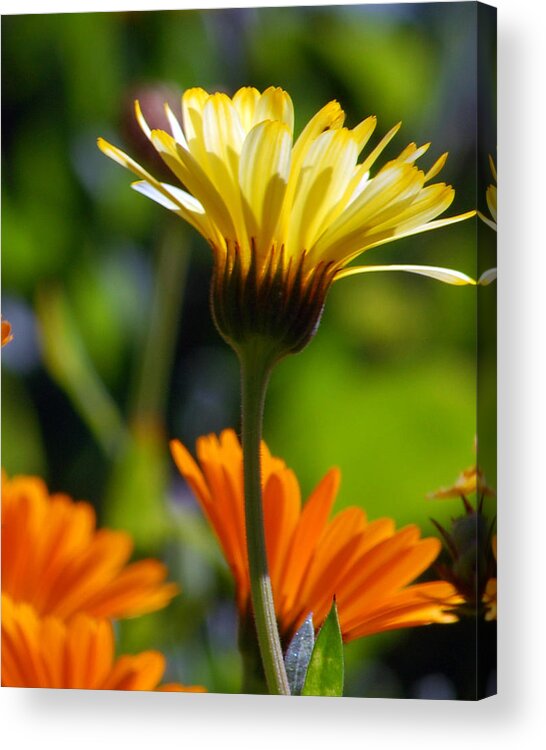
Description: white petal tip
xmin=335 ymin=264 xmax=477 ymax=286
xmin=478 ymin=268 xmax=497 ymax=286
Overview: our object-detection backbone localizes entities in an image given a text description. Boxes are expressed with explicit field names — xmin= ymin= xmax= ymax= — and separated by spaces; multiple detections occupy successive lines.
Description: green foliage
xmin=302 ymin=602 xmax=344 ymax=698
xmin=268 ymin=332 xmax=475 ymax=535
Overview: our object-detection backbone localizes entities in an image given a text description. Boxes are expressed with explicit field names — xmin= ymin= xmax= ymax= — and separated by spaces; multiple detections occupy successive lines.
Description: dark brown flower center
xmin=210 ymin=240 xmax=338 ymax=362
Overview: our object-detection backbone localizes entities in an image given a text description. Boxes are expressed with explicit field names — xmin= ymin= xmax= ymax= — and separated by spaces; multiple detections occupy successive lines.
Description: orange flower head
xmin=170 ymin=429 xmax=461 ymax=642
xmin=1 ymin=594 xmax=205 ymax=691
xmin=1 ymin=472 xmax=179 ymax=620
xmin=1 ymin=318 xmax=13 ymax=347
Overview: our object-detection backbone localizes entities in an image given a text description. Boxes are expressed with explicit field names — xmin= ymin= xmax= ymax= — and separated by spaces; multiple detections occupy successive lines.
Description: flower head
xmin=1 ymin=318 xmax=13 ymax=347
xmin=171 ymin=429 xmax=461 ymax=642
xmin=99 ymin=86 xmax=474 ymax=358
xmin=428 ymin=460 xmax=496 ymax=617
xmin=427 ymin=464 xmax=495 ymax=501
xmin=1 ymin=593 xmax=205 ymax=691
xmin=1 ymin=472 xmax=178 ymax=620
xmin=476 ymin=154 xmax=497 ymax=285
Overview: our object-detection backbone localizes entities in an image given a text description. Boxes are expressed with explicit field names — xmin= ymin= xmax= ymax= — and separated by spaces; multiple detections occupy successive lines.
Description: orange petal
xmin=105 ymin=652 xmax=166 ymax=691
xmin=263 ymin=469 xmax=301 ymax=599
xmin=277 ymin=468 xmax=340 ymax=617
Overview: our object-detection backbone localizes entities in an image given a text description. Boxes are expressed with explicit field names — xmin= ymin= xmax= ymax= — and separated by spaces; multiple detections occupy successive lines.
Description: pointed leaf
xmin=284 ymin=613 xmax=314 ymax=696
xmin=302 ymin=601 xmax=344 ymax=697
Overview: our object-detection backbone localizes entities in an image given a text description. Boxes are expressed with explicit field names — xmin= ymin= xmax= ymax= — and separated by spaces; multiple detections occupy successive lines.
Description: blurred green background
xmin=1 ymin=4 xmax=496 ymax=698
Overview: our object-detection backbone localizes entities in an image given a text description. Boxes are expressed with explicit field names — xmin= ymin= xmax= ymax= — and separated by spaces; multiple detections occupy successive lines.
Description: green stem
xmin=238 ymin=612 xmax=269 ymax=695
xmin=239 ymin=343 xmax=290 ymax=696
xmin=132 ymin=220 xmax=190 ymax=425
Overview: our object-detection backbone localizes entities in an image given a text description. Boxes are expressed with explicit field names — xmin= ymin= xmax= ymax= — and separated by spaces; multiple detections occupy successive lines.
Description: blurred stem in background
xmin=131 ymin=219 xmax=190 ymax=426
xmin=36 ymin=285 xmax=128 ymax=456
xmin=105 ymin=221 xmax=190 ymax=552
xmin=37 ymin=220 xmax=190 ymax=553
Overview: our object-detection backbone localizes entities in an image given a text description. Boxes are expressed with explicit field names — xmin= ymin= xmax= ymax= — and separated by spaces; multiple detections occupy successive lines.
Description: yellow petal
xmin=239 ymin=120 xmax=292 ymax=260
xmin=131 ymin=180 xmax=204 ymax=214
xmin=232 ymin=86 xmax=261 ymax=132
xmin=131 ymin=180 xmax=212 ymax=239
xmin=202 ymin=92 xmax=245 ymax=164
xmin=134 ymin=100 xmax=152 ymax=140
xmin=254 ymin=86 xmax=294 ymax=133
xmin=339 ymin=163 xmax=369 ymax=208
xmin=287 ymin=128 xmax=359 ymax=254
xmin=202 ymin=94 xmax=248 ymax=250
xmin=396 ymin=142 xmax=430 ymax=164
xmin=181 ymin=87 xmax=209 ymax=145
xmin=311 ymin=161 xmax=424 ymax=262
xmin=181 ymin=87 xmax=212 ymax=171
xmin=295 ymin=100 xmax=345 ymax=155
xmin=486 ymin=184 xmax=497 ymax=222
xmin=97 ymin=138 xmax=210 ymax=235
xmin=342 ymin=162 xmax=423 ymax=227
xmin=335 ymin=263 xmax=476 ymax=285
xmin=163 ymin=103 xmax=187 ymax=146
xmin=370 ymin=183 xmax=455 ymax=236
xmin=278 ymin=100 xmax=346 ymax=241
xmin=343 ymin=210 xmax=477 ymax=257
xmin=358 ymin=121 xmax=402 ymax=173
xmin=424 ymin=152 xmax=448 ymax=181
xmin=351 ymin=115 xmax=377 ymax=153
xmin=150 ymin=129 xmax=235 ymax=243
xmin=488 ymin=154 xmax=497 ymax=182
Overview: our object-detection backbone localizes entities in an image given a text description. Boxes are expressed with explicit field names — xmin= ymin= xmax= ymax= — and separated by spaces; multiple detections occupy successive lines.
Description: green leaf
xmin=285 ymin=613 xmax=314 ymax=696
xmin=302 ymin=601 xmax=344 ymax=697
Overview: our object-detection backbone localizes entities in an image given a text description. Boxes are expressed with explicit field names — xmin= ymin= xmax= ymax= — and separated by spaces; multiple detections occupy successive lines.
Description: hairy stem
xmin=239 ymin=343 xmax=290 ymax=696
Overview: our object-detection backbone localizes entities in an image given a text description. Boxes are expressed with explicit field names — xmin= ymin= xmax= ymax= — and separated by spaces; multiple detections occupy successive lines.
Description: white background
xmin=1 ymin=0 xmax=545 ymax=748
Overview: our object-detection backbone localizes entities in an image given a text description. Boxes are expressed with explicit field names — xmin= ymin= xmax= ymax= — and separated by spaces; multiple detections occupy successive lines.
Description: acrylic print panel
xmin=1 ymin=2 xmax=496 ymax=699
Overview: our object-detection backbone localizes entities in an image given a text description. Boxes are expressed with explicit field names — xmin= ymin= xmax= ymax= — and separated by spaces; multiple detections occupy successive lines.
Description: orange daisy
xmin=1 ymin=472 xmax=179 ymax=620
xmin=1 ymin=593 xmax=205 ymax=691
xmin=1 ymin=318 xmax=13 ymax=347
xmin=170 ymin=429 xmax=461 ymax=642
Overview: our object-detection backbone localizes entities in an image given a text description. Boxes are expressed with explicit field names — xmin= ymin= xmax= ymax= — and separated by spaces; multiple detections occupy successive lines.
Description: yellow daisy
xmin=477 ymin=154 xmax=497 ymax=285
xmin=99 ymin=86 xmax=475 ymax=357
xmin=481 ymin=154 xmax=497 ymax=231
